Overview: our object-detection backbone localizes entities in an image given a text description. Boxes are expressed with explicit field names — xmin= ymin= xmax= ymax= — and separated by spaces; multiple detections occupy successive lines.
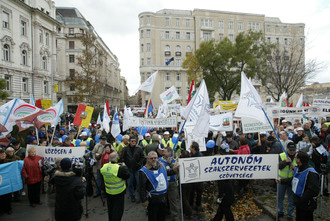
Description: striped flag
xmin=144 ymin=100 xmax=154 ymax=117
xmin=73 ymin=104 xmax=94 ymax=128
xmin=187 ymin=80 xmax=196 ymax=105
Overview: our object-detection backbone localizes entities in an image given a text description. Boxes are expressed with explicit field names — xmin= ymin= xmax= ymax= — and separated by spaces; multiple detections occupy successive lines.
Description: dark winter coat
xmin=120 ymin=144 xmax=145 ymax=171
xmin=54 ymin=170 xmax=85 ymax=221
xmin=217 ymin=179 xmax=234 ymax=206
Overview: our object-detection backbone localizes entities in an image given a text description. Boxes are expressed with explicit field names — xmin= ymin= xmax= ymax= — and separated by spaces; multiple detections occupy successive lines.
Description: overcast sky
xmin=55 ymin=0 xmax=330 ymax=95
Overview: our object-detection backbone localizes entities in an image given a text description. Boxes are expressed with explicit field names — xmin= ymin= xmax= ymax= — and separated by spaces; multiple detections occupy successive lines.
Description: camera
xmin=43 ymin=162 xmax=57 ymax=177
xmin=72 ymin=152 xmax=94 ymax=176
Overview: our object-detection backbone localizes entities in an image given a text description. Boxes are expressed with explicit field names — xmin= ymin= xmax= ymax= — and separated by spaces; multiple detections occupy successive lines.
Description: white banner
xmin=184 ymin=123 xmax=206 ymax=152
xmin=209 ymin=113 xmax=233 ymax=131
xmin=168 ymin=104 xmax=181 ymax=112
xmin=160 ymin=86 xmax=179 ymax=104
xmin=268 ymin=107 xmax=330 ymax=118
xmin=129 ymin=117 xmax=177 ymax=128
xmin=26 ymin=145 xmax=85 ymax=164
xmin=264 ymin=102 xmax=278 ymax=109
xmin=313 ymin=99 xmax=330 ymax=106
xmin=242 ymin=117 xmax=272 ymax=133
xmin=179 ymin=154 xmax=278 ymax=184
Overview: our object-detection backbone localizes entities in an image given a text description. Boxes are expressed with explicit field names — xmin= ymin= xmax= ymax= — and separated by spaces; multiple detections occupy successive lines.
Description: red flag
xmin=106 ymin=100 xmax=110 ymax=116
xmin=289 ymin=103 xmax=293 ymax=107
xmin=187 ymin=80 xmax=195 ymax=105
xmin=144 ymin=100 xmax=153 ymax=117
xmin=306 ymin=102 xmax=310 ymax=107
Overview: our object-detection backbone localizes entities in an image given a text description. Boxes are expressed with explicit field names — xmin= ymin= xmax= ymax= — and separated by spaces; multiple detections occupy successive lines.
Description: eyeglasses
xmin=130 ymin=140 xmax=136 ymax=142
xmin=149 ymin=157 xmax=157 ymax=160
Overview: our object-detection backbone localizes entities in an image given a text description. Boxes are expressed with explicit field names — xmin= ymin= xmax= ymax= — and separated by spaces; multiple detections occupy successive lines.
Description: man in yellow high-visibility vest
xmin=101 ymin=151 xmax=130 ymax=221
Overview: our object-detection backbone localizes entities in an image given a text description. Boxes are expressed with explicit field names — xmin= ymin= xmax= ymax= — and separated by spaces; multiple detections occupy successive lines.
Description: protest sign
xmin=0 ymin=161 xmax=24 ymax=196
xmin=264 ymin=102 xmax=278 ymax=109
xmin=313 ymin=99 xmax=330 ymax=106
xmin=213 ymin=101 xmax=238 ymax=111
xmin=26 ymin=145 xmax=85 ymax=164
xmin=129 ymin=117 xmax=177 ymax=128
xmin=160 ymin=86 xmax=179 ymax=104
xmin=184 ymin=123 xmax=206 ymax=152
xmin=268 ymin=107 xmax=330 ymax=118
xmin=179 ymin=154 xmax=278 ymax=184
xmin=242 ymin=117 xmax=272 ymax=133
xmin=209 ymin=113 xmax=233 ymax=131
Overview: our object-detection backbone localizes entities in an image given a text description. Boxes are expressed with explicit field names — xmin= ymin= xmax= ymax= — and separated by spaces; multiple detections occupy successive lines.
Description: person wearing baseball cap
xmin=162 ymin=131 xmax=174 ymax=149
xmin=141 ymin=133 xmax=152 ymax=148
xmin=293 ymin=127 xmax=305 ymax=144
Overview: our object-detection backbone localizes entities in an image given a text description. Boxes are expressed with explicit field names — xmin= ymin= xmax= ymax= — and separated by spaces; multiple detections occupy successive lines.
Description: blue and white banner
xmin=179 ymin=154 xmax=278 ymax=184
xmin=0 ymin=161 xmax=24 ymax=196
xmin=26 ymin=145 xmax=85 ymax=164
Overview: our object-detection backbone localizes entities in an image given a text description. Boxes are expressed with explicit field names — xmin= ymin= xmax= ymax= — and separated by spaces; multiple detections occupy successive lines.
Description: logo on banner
xmin=272 ymin=109 xmax=278 ymax=115
xmin=183 ymin=159 xmax=201 ymax=182
xmin=312 ymin=108 xmax=318 ymax=113
xmin=243 ymin=92 xmax=257 ymax=107
xmin=222 ymin=117 xmax=230 ymax=126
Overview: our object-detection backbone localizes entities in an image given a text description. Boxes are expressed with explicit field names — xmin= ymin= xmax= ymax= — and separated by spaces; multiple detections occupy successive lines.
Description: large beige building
xmin=0 ymin=0 xmax=60 ymax=105
xmin=138 ymin=9 xmax=305 ymax=107
xmin=56 ymin=7 xmax=128 ymax=112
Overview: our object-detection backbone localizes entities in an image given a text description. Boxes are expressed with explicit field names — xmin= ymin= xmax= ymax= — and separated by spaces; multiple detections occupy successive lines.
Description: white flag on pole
xmin=182 ymin=80 xmax=210 ymax=138
xmin=156 ymin=103 xmax=168 ymax=118
xmin=137 ymin=71 xmax=158 ymax=93
xmin=160 ymin=86 xmax=179 ymax=104
xmin=122 ymin=106 xmax=131 ymax=132
xmin=96 ymin=113 xmax=101 ymax=125
xmin=102 ymin=103 xmax=110 ymax=133
xmin=235 ymin=72 xmax=267 ymax=124
xmin=296 ymin=93 xmax=303 ymax=107
xmin=111 ymin=107 xmax=121 ymax=138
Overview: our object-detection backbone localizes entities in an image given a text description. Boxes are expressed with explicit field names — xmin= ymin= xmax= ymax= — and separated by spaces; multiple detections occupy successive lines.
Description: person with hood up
xmin=54 ymin=158 xmax=85 ymax=221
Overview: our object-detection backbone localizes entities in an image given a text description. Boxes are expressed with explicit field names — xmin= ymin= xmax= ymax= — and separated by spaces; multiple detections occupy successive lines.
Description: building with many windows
xmin=0 ymin=0 xmax=60 ymax=104
xmin=138 ymin=9 xmax=304 ymax=107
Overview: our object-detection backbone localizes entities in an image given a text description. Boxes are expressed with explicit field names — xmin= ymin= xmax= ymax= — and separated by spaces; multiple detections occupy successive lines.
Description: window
xmin=141 ymin=44 xmax=144 ymax=52
xmin=219 ymin=20 xmax=224 ymax=29
xmin=186 ymin=32 xmax=190 ymax=40
xmin=175 ymin=45 xmax=181 ymax=52
xmin=45 ymin=32 xmax=49 ymax=45
xmin=165 ymin=73 xmax=170 ymax=81
xmin=300 ymin=26 xmax=303 ymax=34
xmin=147 ymin=58 xmax=151 ymax=65
xmin=146 ymin=29 xmax=150 ymax=37
xmin=22 ymin=50 xmax=27 ymax=65
xmin=2 ymin=11 xmax=9 ymax=28
xmin=42 ymin=56 xmax=47 ymax=69
xmin=69 ymin=55 xmax=75 ymax=63
xmin=256 ymin=23 xmax=260 ymax=31
xmin=165 ymin=18 xmax=169 ymax=26
xmin=165 ymin=31 xmax=169 ymax=39
xmin=267 ymin=25 xmax=270 ymax=32
xmin=69 ymin=28 xmax=74 ymax=34
xmin=147 ymin=72 xmax=151 ymax=78
xmin=187 ymin=86 xmax=190 ymax=95
xmin=300 ymin=38 xmax=304 ymax=45
xmin=146 ymin=16 xmax=150 ymax=25
xmin=69 ymin=41 xmax=75 ymax=49
xmin=186 ymin=46 xmax=191 ymax=53
xmin=267 ymin=37 xmax=271 ymax=43
xmin=141 ymin=73 xmax=145 ymax=81
xmin=140 ymin=17 xmax=143 ymax=26
xmin=176 ymin=73 xmax=181 ymax=81
xmin=70 ymin=84 xmax=75 ymax=91
xmin=228 ymin=21 xmax=234 ymax=29
xmin=3 ymin=44 xmax=10 ymax=61
xmin=176 ymin=18 xmax=180 ymax=26
xmin=284 ymin=38 xmax=288 ymax=45
xmin=238 ymin=22 xmax=243 ymax=30
xmin=146 ymin=43 xmax=151 ymax=52
xmin=165 ymin=45 xmax=170 ymax=51
xmin=39 ymin=30 xmax=43 ymax=43
xmin=140 ymin=30 xmax=143 ymax=38
xmin=175 ymin=59 xmax=181 ymax=66
xmin=80 ymin=29 xmax=84 ymax=34
xmin=276 ymin=37 xmax=279 ymax=44
xmin=203 ymin=32 xmax=211 ymax=41
xmin=43 ymin=81 xmax=48 ymax=94
xmin=229 ymin=34 xmax=234 ymax=42
xmin=22 ymin=78 xmax=28 ymax=92
xmin=186 ymin=19 xmax=190 ymax=27
xmin=5 ymin=75 xmax=11 ymax=91
xmin=275 ymin=25 xmax=279 ymax=33
xmin=141 ymin=58 xmax=144 ymax=66
xmin=176 ymin=32 xmax=180 ymax=39
xmin=201 ymin=19 xmax=213 ymax=27
xmin=176 ymin=87 xmax=181 ymax=95
xmin=284 ymin=26 xmax=287 ymax=33
xmin=219 ymin=34 xmax=224 ymax=41
xmin=69 ymin=69 xmax=75 ymax=78
xmin=21 ymin=20 xmax=26 ymax=36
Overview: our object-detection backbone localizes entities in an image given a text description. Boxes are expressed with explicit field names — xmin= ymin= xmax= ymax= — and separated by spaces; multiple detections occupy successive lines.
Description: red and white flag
xmin=187 ymin=80 xmax=196 ymax=105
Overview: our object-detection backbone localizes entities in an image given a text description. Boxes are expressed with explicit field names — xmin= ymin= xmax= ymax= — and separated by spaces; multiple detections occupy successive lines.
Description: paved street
xmin=1 ymin=188 xmax=274 ymax=221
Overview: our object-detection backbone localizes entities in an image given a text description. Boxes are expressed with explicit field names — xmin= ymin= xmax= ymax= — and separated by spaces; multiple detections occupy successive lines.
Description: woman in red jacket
xmin=229 ymin=137 xmax=251 ymax=155
xmin=22 ymin=147 xmax=43 ymax=207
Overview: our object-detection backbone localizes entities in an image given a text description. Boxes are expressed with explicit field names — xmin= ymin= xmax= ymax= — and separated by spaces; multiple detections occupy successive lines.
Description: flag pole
xmin=261 ymin=107 xmax=288 ymax=157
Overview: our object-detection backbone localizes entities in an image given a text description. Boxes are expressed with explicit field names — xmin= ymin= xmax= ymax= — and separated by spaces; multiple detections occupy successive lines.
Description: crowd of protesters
xmin=0 ymin=112 xmax=329 ymax=221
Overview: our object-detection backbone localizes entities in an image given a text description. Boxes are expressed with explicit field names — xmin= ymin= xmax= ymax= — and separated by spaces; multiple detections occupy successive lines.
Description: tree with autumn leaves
xmin=67 ymin=33 xmax=103 ymax=107
xmin=183 ymin=31 xmax=269 ymax=102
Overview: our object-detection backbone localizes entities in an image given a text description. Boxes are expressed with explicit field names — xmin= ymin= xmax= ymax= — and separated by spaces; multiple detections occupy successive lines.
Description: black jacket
xmin=217 ymin=180 xmax=234 ymax=206
xmin=251 ymin=140 xmax=268 ymax=154
xmin=268 ymin=141 xmax=283 ymax=154
xmin=54 ymin=170 xmax=85 ymax=221
xmin=120 ymin=144 xmax=145 ymax=171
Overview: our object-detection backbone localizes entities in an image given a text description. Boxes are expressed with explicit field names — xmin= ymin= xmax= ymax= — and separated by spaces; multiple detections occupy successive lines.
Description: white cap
xmin=145 ymin=133 xmax=151 ymax=137
xmin=287 ymin=126 xmax=294 ymax=130
xmin=282 ymin=120 xmax=287 ymax=123
xmin=296 ymin=127 xmax=304 ymax=131
xmin=164 ymin=131 xmax=170 ymax=135
xmin=173 ymin=134 xmax=179 ymax=138
xmin=51 ymin=125 xmax=56 ymax=128
xmin=80 ymin=131 xmax=88 ymax=136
